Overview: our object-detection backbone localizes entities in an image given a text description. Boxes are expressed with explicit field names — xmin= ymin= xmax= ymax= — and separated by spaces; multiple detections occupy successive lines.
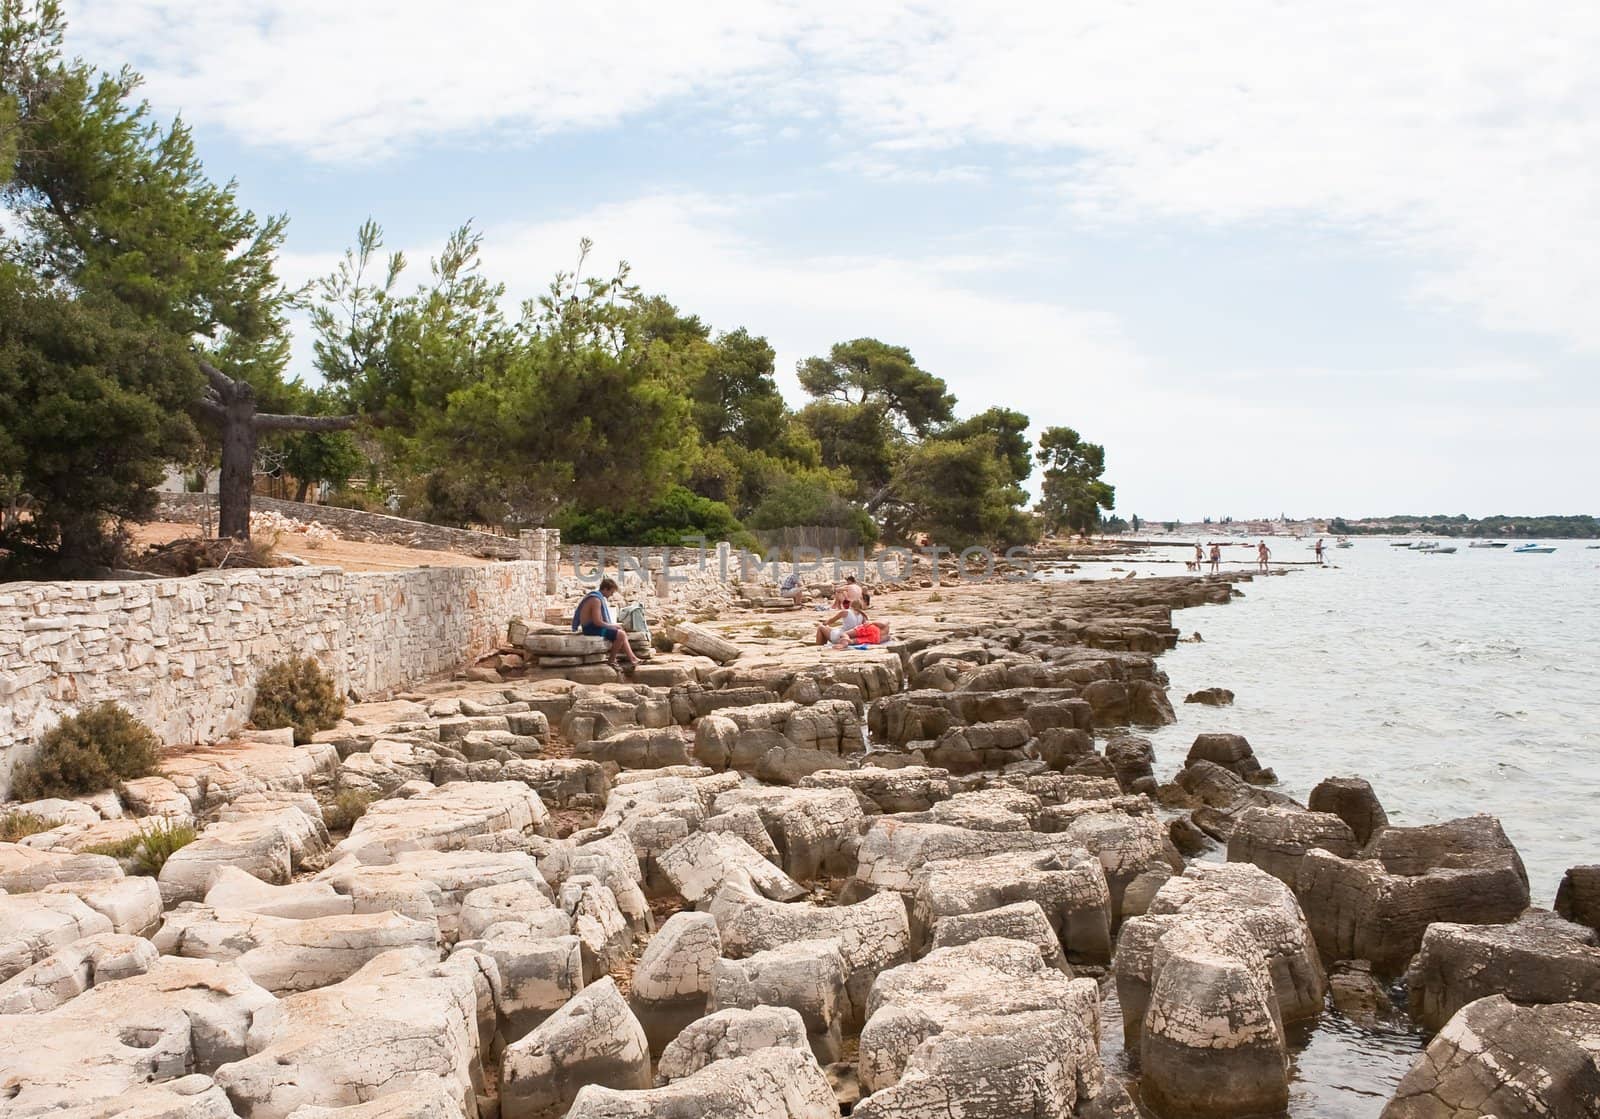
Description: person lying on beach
xmin=572 ymin=577 xmax=642 ymax=673
xmin=815 ymin=604 xmax=868 ymax=648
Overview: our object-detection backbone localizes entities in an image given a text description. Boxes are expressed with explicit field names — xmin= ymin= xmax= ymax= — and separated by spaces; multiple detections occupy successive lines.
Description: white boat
xmin=1468 ymin=540 xmax=1508 ymax=548
xmin=1514 ymin=544 xmax=1556 ymax=554
xmin=1415 ymin=542 xmax=1439 ymax=551
xmin=1423 ymin=546 xmax=1457 ymax=554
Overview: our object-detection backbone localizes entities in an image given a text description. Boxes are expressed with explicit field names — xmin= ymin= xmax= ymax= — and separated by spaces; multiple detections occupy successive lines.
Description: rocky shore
xmin=1 ymin=568 xmax=1596 ymax=1118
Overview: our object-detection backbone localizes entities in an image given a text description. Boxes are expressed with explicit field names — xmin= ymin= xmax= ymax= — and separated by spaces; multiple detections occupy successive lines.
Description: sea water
xmin=1064 ymin=537 xmax=1600 ymax=1116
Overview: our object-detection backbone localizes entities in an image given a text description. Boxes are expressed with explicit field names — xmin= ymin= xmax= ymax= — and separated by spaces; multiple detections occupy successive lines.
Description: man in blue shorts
xmin=573 ymin=578 xmax=642 ymax=673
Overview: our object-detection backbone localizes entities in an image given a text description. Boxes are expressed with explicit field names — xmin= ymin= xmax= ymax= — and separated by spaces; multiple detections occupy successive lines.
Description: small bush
xmin=131 ymin=820 xmax=197 ymax=876
xmin=12 ymin=703 xmax=160 ymax=800
xmin=322 ymin=790 xmax=375 ymax=832
xmin=0 ymin=811 xmax=58 ymax=842
xmin=251 ymin=657 xmax=345 ymax=744
xmin=82 ymin=834 xmax=142 ymax=859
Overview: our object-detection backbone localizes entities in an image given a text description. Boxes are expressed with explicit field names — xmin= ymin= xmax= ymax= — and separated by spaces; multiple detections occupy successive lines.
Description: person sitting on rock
xmin=815 ymin=603 xmax=868 ymax=648
xmin=573 ymin=577 xmax=642 ymax=673
xmin=779 ymin=571 xmax=805 ymax=606
xmin=832 ymin=572 xmax=864 ymax=610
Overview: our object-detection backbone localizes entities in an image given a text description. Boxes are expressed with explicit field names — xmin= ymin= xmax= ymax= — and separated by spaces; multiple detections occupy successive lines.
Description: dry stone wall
xmin=0 ymin=559 xmax=550 ymax=798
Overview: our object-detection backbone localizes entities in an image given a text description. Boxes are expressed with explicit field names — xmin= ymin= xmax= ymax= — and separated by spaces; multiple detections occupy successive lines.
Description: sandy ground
xmin=128 ymin=521 xmax=495 ymax=572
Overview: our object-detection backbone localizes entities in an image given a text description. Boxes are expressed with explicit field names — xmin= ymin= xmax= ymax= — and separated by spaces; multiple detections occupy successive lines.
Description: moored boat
xmin=1514 ymin=544 xmax=1556 ymax=554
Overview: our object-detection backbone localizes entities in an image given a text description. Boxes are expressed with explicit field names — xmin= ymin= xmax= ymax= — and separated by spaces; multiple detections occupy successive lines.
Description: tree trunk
xmin=294 ymin=478 xmax=311 ymax=503
xmin=217 ymin=398 xmax=258 ymax=539
xmin=195 ymin=358 xmax=356 ymax=542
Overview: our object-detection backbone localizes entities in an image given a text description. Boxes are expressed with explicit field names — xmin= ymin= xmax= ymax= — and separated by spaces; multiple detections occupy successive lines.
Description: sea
xmin=1062 ymin=535 xmax=1600 ymax=1117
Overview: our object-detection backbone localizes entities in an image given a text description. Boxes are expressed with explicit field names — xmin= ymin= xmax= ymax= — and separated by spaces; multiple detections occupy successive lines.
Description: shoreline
xmin=0 ymin=557 xmax=1592 ymax=1117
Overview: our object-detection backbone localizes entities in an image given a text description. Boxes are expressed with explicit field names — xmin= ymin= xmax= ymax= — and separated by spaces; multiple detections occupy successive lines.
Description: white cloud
xmin=72 ymin=0 xmax=1600 ymax=355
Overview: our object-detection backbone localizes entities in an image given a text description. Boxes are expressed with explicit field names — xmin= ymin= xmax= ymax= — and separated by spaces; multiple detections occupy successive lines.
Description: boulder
xmin=800 ymin=766 xmax=954 ymax=813
xmin=455 ymin=932 xmax=583 ymax=1039
xmin=212 ymin=948 xmax=489 ymax=1118
xmin=1135 ymin=919 xmax=1289 ymax=1119
xmin=578 ymin=727 xmax=694 ymax=770
xmin=283 ymin=1082 xmax=464 ymax=1119
xmin=41 ymin=876 xmax=163 ymax=936
xmin=856 ymin=937 xmax=1101 ymax=1097
xmin=1555 ymin=864 xmax=1600 ymax=935
xmin=0 ymin=957 xmax=275 ymax=1111
xmin=709 ymin=880 xmax=911 ymax=1031
xmin=153 ymin=904 xmax=440 ymax=994
xmin=1380 ymin=995 xmax=1600 ymax=1119
xmin=1185 ymin=733 xmax=1270 ymax=783
xmin=332 ymin=781 xmax=550 ymax=862
xmin=0 ymin=843 xmax=122 ymax=893
xmin=668 ymin=621 xmax=742 ymax=664
xmin=929 ymin=899 xmax=1069 ymax=972
xmin=458 ymin=879 xmax=561 ymax=941
xmin=657 ymin=831 xmax=806 ymax=906
xmin=46 ymin=1074 xmax=240 ymax=1118
xmin=1184 ymin=687 xmax=1234 ymax=706
xmin=1297 ymin=815 xmax=1531 ymax=974
xmin=565 ymin=1046 xmax=837 ymax=1118
xmin=628 ymin=911 xmax=722 ymax=1055
xmin=204 ymin=866 xmax=356 ymax=920
xmin=708 ymin=938 xmax=850 ymax=1063
xmin=158 ymin=808 xmax=322 ymax=905
xmin=0 ymin=891 xmax=114 ymax=982
xmin=1226 ymin=805 xmax=1358 ymax=887
xmin=1104 ymin=735 xmax=1156 ymax=792
xmin=907 ymin=846 xmax=1113 ymax=964
xmin=500 ymin=978 xmax=651 ymax=1119
xmin=654 ymin=1004 xmax=811 ymax=1083
xmin=1308 ymin=775 xmax=1389 ymax=846
xmin=0 ymin=932 xmax=159 ymax=1013
xmin=712 ymin=786 xmax=865 ymax=883
xmin=560 ymin=875 xmax=632 ymax=983
xmin=1404 ymin=908 xmax=1600 ymax=1030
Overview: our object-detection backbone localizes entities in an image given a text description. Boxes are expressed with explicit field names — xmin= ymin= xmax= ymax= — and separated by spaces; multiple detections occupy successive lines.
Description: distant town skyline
xmin=74 ymin=0 xmax=1600 ymax=520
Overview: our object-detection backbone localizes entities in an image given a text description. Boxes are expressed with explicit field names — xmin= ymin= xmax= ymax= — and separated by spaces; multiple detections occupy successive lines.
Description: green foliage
xmin=0 ymin=263 xmax=198 ymax=572
xmin=81 ymin=834 xmax=140 ymax=859
xmin=1035 ymin=426 xmax=1115 ymax=537
xmin=11 ymin=702 xmax=159 ymax=799
xmin=559 ymin=485 xmax=754 ymax=548
xmin=323 ymin=790 xmax=376 ymax=833
xmin=0 ymin=810 xmax=57 ymax=842
xmin=747 ymin=474 xmax=878 ymax=544
xmin=250 ymin=656 xmax=345 ymax=744
xmin=880 ymin=435 xmax=1038 ymax=550
xmin=0 ymin=1 xmax=296 ymax=569
xmin=1329 ymin=514 xmax=1600 ymax=539
xmin=130 ymin=820 xmax=196 ymax=876
xmin=797 ymin=338 xmax=956 ymax=437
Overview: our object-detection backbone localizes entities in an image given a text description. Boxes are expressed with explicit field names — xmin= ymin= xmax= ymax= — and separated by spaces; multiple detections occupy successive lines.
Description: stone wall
xmin=0 ymin=559 xmax=549 ymax=798
xmin=154 ymin=493 xmax=523 ymax=558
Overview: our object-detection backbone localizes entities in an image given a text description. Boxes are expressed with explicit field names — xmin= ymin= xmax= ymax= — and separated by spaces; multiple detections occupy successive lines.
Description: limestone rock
xmin=213 ymin=948 xmax=488 ymax=1118
xmin=0 ymin=843 xmax=122 ymax=893
xmin=0 ymin=956 xmax=275 ymax=1112
xmin=1380 ymin=995 xmax=1600 ymax=1119
xmin=455 ymin=931 xmax=583 ymax=1039
xmin=929 ymin=899 xmax=1069 ymax=972
xmin=0 ymin=891 xmax=115 ymax=982
xmin=657 ymin=831 xmax=806 ymax=906
xmin=709 ymin=879 xmax=911 ymax=1031
xmin=41 ymin=875 xmax=164 ymax=936
xmin=1298 ymin=815 xmax=1531 ymax=974
xmin=1308 ymin=775 xmax=1389 ymax=846
xmin=708 ymin=938 xmax=850 ymax=1063
xmin=1183 ymin=687 xmax=1234 ymax=706
xmin=560 ymin=874 xmax=632 ymax=982
xmin=1185 ymin=733 xmax=1270 ymax=783
xmin=565 ymin=1046 xmax=837 ymax=1118
xmin=1226 ymin=804 xmax=1358 ymax=887
xmin=655 ymin=1004 xmax=810 ymax=1084
xmin=1404 ymin=908 xmax=1600 ymax=1030
xmin=500 ymin=977 xmax=651 ymax=1119
xmin=1556 ymin=864 xmax=1600 ymax=936
xmin=0 ymin=932 xmax=159 ymax=1013
xmin=458 ymin=879 xmax=560 ymax=941
xmin=628 ymin=911 xmax=722 ymax=1055
xmin=332 ymin=781 xmax=550 ymax=863
xmin=799 ymin=766 xmax=954 ymax=813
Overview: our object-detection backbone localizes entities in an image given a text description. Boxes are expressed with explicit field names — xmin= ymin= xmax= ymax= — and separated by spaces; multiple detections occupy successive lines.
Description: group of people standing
xmin=1192 ymin=540 xmax=1277 ymax=573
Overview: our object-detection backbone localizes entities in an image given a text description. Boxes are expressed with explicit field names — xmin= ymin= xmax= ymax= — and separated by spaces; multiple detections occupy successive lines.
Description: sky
xmin=67 ymin=0 xmax=1600 ymax=522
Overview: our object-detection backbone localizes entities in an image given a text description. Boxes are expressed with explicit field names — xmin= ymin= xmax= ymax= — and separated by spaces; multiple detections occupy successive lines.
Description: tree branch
xmin=196 ymin=357 xmax=237 ymax=395
xmin=252 ymin=413 xmax=358 ymax=433
xmin=193 ymin=398 xmax=225 ymax=423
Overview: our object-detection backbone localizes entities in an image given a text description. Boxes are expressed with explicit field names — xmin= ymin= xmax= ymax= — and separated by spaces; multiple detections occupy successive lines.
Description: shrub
xmin=11 ymin=703 xmax=160 ymax=800
xmin=322 ymin=790 xmax=375 ymax=832
xmin=0 ymin=810 xmax=58 ymax=842
xmin=82 ymin=834 xmax=142 ymax=859
xmin=251 ymin=657 xmax=345 ymax=744
xmin=131 ymin=821 xmax=196 ymax=876
xmin=558 ymin=486 xmax=758 ymax=550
